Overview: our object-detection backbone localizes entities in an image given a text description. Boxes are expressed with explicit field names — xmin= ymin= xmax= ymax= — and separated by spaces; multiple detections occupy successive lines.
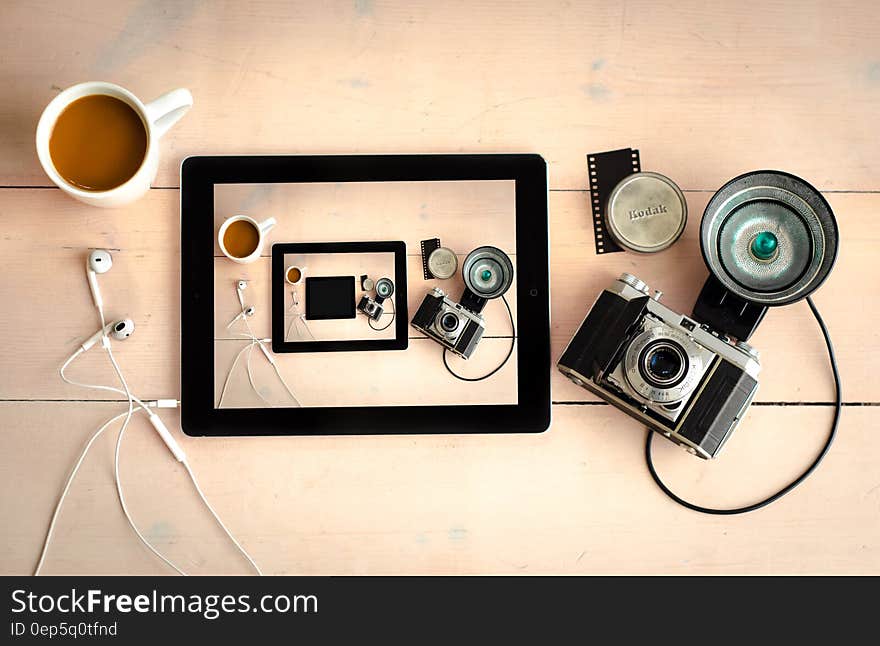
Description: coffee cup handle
xmin=259 ymin=217 xmax=277 ymax=234
xmin=144 ymin=88 xmax=194 ymax=138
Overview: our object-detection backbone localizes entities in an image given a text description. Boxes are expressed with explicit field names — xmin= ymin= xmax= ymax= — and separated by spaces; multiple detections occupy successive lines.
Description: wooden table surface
xmin=1 ymin=0 xmax=878 ymax=575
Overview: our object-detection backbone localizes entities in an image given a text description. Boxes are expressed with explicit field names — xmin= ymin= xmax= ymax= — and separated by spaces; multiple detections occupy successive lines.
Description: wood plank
xmin=0 ymin=188 xmax=872 ymax=402
xmin=3 ymin=402 xmax=875 ymax=574
xmin=2 ymin=1 xmax=879 ymax=190
xmin=213 ymin=179 xmax=517 ymax=255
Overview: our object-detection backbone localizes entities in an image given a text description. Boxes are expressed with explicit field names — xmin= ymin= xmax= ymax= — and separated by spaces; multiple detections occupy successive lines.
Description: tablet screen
xmin=303 ymin=276 xmax=356 ymax=321
xmin=213 ymin=179 xmax=518 ymax=410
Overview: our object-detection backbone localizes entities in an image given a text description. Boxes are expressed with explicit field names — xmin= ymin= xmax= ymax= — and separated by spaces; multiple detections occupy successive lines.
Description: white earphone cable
xmin=60 ymin=350 xmax=151 ymax=410
xmin=242 ymin=317 xmax=300 ymax=406
xmin=105 ymin=343 xmax=263 ymax=575
xmin=42 ymin=254 xmax=264 ymax=575
xmin=50 ymin=345 xmax=263 ymax=575
xmin=182 ymin=461 xmax=263 ymax=575
xmin=34 ymin=410 xmax=140 ymax=576
xmin=245 ymin=341 xmax=273 ymax=407
xmin=272 ymin=362 xmax=301 ymax=405
xmin=217 ymin=339 xmax=259 ymax=407
xmin=53 ymin=348 xmax=185 ymax=573
xmin=226 ymin=312 xmax=300 ymax=407
xmin=104 ymin=345 xmax=188 ymax=575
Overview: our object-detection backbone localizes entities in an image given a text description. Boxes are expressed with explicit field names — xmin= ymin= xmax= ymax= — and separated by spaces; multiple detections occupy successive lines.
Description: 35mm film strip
xmin=420 ymin=238 xmax=441 ymax=279
xmin=588 ymin=148 xmax=640 ymax=254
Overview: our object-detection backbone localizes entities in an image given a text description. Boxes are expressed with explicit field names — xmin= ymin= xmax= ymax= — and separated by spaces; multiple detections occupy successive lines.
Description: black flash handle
xmin=692 ymin=274 xmax=768 ymax=342
xmin=460 ymin=287 xmax=487 ymax=315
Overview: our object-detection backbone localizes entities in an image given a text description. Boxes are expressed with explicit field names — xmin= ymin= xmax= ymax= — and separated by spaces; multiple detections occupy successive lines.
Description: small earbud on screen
xmin=243 ymin=306 xmax=256 ymax=318
xmin=237 ymin=280 xmax=248 ymax=291
xmin=88 ymin=249 xmax=113 ymax=274
xmin=110 ymin=318 xmax=135 ymax=340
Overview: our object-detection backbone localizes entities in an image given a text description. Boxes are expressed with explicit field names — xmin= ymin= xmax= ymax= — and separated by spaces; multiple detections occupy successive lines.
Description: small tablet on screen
xmin=305 ymin=276 xmax=356 ymax=320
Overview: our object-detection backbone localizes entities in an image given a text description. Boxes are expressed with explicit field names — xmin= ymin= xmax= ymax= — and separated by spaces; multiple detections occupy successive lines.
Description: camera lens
xmin=649 ymin=348 xmax=680 ymax=379
xmin=639 ymin=341 xmax=687 ymax=387
xmin=439 ymin=312 xmax=459 ymax=332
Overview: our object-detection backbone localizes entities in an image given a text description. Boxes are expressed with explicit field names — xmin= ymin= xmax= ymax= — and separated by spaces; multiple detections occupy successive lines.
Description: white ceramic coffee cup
xmin=285 ymin=265 xmax=308 ymax=285
xmin=218 ymin=215 xmax=277 ymax=264
xmin=36 ymin=81 xmax=193 ymax=207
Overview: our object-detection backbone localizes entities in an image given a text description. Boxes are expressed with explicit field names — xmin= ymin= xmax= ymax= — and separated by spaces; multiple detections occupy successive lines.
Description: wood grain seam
xmin=553 ymin=400 xmax=876 ymax=407
xmin=214 ymin=335 xmax=517 ymax=341
xmin=2 ymin=399 xmax=875 ymax=406
xmin=3 ymin=185 xmax=880 ymax=194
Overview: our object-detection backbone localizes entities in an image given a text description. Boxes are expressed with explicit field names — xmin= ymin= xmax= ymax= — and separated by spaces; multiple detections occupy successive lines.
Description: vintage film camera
xmin=558 ymin=273 xmax=760 ymax=459
xmin=357 ymin=277 xmax=394 ymax=321
xmin=559 ymin=171 xmax=839 ymax=458
xmin=411 ymin=246 xmax=513 ymax=359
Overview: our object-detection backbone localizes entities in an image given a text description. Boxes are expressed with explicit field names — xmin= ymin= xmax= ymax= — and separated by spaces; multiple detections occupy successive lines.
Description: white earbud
xmin=227 ymin=306 xmax=256 ymax=328
xmin=47 ymin=254 xmax=264 ymax=577
xmin=86 ymin=250 xmax=112 ymax=313
xmin=109 ymin=318 xmax=135 ymax=340
xmin=79 ymin=319 xmax=135 ymax=353
xmin=236 ymin=280 xmax=248 ymax=309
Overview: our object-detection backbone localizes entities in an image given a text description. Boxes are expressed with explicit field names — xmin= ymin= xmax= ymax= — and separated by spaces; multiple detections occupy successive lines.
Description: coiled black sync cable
xmin=368 ymin=300 xmax=395 ymax=332
xmin=443 ymin=294 xmax=515 ymax=382
xmin=644 ymin=296 xmax=841 ymax=514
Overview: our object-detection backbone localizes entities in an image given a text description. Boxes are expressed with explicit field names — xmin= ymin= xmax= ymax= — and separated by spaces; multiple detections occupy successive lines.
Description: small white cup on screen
xmin=285 ymin=265 xmax=307 ymax=285
xmin=35 ymin=81 xmax=193 ymax=207
xmin=217 ymin=215 xmax=277 ymax=264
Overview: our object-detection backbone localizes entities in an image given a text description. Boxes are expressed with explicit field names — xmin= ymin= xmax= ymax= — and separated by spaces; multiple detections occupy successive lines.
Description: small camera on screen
xmin=357 ymin=277 xmax=394 ymax=321
xmin=411 ymin=246 xmax=513 ymax=359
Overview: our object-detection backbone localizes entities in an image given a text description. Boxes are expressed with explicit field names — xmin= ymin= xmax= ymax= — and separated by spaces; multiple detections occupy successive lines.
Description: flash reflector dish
xmin=700 ymin=171 xmax=838 ymax=306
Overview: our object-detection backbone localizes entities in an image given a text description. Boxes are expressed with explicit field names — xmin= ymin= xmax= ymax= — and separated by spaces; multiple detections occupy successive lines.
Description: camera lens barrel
xmin=639 ymin=341 xmax=688 ymax=388
xmin=440 ymin=312 xmax=460 ymax=332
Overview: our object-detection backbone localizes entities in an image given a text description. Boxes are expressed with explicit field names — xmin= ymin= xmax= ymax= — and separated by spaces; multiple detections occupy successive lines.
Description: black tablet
xmin=304 ymin=276 xmax=356 ymax=320
xmin=180 ymin=154 xmax=550 ymax=436
xmin=272 ymin=240 xmax=409 ymax=352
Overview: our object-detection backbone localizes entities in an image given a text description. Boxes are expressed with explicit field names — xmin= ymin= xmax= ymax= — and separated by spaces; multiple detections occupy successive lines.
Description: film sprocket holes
xmin=411 ymin=246 xmax=513 ymax=360
xmin=557 ymin=273 xmax=761 ymax=459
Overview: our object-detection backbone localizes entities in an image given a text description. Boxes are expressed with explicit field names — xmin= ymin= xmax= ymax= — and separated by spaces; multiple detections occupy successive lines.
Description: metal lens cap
xmin=606 ymin=172 xmax=687 ymax=253
xmin=428 ymin=247 xmax=458 ymax=279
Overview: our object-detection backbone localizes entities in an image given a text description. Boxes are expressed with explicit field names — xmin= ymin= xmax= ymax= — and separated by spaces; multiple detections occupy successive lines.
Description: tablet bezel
xmin=181 ymin=154 xmax=551 ymax=436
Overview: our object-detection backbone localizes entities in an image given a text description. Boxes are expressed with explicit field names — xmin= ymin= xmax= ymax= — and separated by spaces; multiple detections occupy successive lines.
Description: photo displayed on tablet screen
xmin=273 ymin=242 xmax=407 ymax=350
xmin=213 ymin=180 xmax=517 ymax=410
